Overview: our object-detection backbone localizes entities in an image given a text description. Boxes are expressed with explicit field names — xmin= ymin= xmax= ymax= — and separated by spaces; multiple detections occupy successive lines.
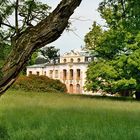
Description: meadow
xmin=0 ymin=90 xmax=140 ymax=140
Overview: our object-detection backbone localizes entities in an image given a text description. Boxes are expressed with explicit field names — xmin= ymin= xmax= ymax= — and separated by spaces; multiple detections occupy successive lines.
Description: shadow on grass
xmin=69 ymin=94 xmax=136 ymax=102
xmin=0 ymin=125 xmax=10 ymax=140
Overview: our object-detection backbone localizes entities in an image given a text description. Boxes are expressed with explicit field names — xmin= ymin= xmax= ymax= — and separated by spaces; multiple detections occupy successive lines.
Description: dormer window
xmin=70 ymin=58 xmax=74 ymax=63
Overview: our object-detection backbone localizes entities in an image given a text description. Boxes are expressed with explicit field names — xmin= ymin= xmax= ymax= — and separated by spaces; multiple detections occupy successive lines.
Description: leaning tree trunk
xmin=0 ymin=0 xmax=82 ymax=95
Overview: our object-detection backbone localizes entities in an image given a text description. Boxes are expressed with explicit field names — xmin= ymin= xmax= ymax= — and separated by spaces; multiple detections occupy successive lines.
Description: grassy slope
xmin=0 ymin=90 xmax=140 ymax=140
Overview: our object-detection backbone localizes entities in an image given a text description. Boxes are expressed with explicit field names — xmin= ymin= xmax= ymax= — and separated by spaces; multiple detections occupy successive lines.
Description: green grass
xmin=0 ymin=90 xmax=140 ymax=140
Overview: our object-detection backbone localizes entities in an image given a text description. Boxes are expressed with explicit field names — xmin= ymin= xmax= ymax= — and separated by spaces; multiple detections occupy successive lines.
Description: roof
xmin=27 ymin=62 xmax=89 ymax=68
xmin=62 ymin=49 xmax=91 ymax=57
xmin=27 ymin=64 xmax=46 ymax=68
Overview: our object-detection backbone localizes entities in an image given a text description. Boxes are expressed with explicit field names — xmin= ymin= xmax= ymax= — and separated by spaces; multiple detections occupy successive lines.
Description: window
xmin=29 ymin=71 xmax=32 ymax=75
xmin=85 ymin=57 xmax=88 ymax=62
xmin=63 ymin=59 xmax=67 ymax=63
xmin=77 ymin=69 xmax=80 ymax=80
xmin=63 ymin=69 xmax=67 ymax=80
xmin=69 ymin=84 xmax=73 ymax=93
xmin=70 ymin=69 xmax=73 ymax=80
xmin=76 ymin=84 xmax=80 ymax=93
xmin=44 ymin=71 xmax=46 ymax=76
xmin=49 ymin=70 xmax=53 ymax=78
xmin=55 ymin=70 xmax=58 ymax=78
xmin=70 ymin=58 xmax=74 ymax=63
xmin=77 ymin=58 xmax=81 ymax=62
xmin=36 ymin=71 xmax=39 ymax=76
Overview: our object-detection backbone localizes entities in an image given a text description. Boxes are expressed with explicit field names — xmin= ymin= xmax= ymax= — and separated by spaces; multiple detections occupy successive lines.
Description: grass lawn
xmin=0 ymin=90 xmax=140 ymax=140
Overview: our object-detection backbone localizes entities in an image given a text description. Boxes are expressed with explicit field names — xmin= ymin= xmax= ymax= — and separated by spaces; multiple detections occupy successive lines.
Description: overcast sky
xmin=44 ymin=0 xmax=104 ymax=54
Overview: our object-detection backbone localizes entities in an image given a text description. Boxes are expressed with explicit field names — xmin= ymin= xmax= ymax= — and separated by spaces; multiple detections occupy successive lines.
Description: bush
xmin=11 ymin=75 xmax=67 ymax=93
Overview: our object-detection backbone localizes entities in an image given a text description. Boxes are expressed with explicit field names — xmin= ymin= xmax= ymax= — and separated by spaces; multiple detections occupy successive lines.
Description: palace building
xmin=26 ymin=49 xmax=92 ymax=94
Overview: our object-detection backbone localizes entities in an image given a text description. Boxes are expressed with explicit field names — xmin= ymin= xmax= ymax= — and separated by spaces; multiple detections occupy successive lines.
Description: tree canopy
xmin=85 ymin=0 xmax=140 ymax=98
xmin=40 ymin=46 xmax=60 ymax=64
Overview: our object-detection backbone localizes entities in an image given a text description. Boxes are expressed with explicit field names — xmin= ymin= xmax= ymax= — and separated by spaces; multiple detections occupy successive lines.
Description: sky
xmin=44 ymin=0 xmax=104 ymax=54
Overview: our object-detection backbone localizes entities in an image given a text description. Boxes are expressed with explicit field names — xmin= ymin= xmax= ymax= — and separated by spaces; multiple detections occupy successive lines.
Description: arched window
xmin=49 ymin=70 xmax=53 ymax=78
xmin=63 ymin=59 xmax=67 ymax=63
xmin=63 ymin=69 xmax=67 ymax=80
xmin=70 ymin=69 xmax=73 ymax=80
xmin=36 ymin=71 xmax=40 ymax=76
xmin=55 ymin=70 xmax=58 ymax=78
xmin=77 ymin=69 xmax=80 ymax=80
xmin=29 ymin=71 xmax=32 ymax=75
xmin=70 ymin=58 xmax=74 ymax=63
xmin=76 ymin=84 xmax=80 ymax=93
xmin=77 ymin=58 xmax=81 ymax=62
xmin=44 ymin=71 xmax=46 ymax=76
xmin=69 ymin=84 xmax=73 ymax=93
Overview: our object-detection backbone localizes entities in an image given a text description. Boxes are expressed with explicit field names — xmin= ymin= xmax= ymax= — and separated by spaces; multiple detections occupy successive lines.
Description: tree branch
xmin=0 ymin=0 xmax=82 ymax=95
xmin=15 ymin=0 xmax=19 ymax=34
xmin=1 ymin=22 xmax=15 ymax=29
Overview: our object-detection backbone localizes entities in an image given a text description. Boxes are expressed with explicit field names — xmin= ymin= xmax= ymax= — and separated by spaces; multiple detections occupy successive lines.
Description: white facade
xmin=26 ymin=50 xmax=92 ymax=94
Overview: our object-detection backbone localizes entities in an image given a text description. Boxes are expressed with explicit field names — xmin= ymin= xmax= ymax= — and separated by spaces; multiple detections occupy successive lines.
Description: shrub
xmin=11 ymin=75 xmax=67 ymax=93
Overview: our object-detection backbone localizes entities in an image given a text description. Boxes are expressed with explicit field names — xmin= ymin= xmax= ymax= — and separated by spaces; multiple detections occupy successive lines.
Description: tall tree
xmin=40 ymin=46 xmax=60 ymax=64
xmin=0 ymin=0 xmax=82 ymax=95
xmin=84 ymin=21 xmax=103 ymax=50
xmin=85 ymin=0 xmax=140 ymax=98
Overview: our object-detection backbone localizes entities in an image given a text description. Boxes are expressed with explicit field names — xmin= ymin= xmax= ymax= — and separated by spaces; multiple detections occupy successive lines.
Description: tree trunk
xmin=0 ymin=0 xmax=82 ymax=95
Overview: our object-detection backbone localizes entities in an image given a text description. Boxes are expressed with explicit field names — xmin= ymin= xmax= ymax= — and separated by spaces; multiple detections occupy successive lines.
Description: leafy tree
xmin=40 ymin=46 xmax=60 ymax=64
xmin=84 ymin=21 xmax=103 ymax=50
xmin=85 ymin=0 xmax=140 ymax=98
xmin=0 ymin=0 xmax=82 ymax=95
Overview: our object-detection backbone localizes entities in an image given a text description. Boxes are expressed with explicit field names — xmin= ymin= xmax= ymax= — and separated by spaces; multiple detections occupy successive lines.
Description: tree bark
xmin=0 ymin=0 xmax=82 ymax=95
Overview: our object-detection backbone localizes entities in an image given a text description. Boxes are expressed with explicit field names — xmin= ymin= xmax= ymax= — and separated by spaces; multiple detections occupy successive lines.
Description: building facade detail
xmin=26 ymin=49 xmax=92 ymax=94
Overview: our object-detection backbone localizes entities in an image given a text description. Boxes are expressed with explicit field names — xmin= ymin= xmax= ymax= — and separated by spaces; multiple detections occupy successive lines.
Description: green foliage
xmin=84 ymin=21 xmax=103 ymax=50
xmin=98 ymin=0 xmax=140 ymax=32
xmin=85 ymin=0 xmax=140 ymax=96
xmin=11 ymin=75 xmax=67 ymax=93
xmin=18 ymin=0 xmax=51 ymax=26
xmin=0 ymin=125 xmax=9 ymax=140
xmin=40 ymin=46 xmax=60 ymax=64
xmin=28 ymin=51 xmax=38 ymax=65
xmin=0 ymin=42 xmax=12 ymax=67
xmin=0 ymin=0 xmax=51 ymax=68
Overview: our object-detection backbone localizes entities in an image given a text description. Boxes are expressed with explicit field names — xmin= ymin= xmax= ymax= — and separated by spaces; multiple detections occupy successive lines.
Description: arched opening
xmin=69 ymin=84 xmax=73 ymax=93
xmin=76 ymin=84 xmax=81 ymax=93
